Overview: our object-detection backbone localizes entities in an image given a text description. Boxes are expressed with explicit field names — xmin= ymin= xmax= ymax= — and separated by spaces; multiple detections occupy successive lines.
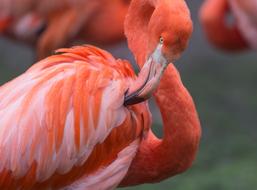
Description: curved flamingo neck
xmin=200 ymin=0 xmax=248 ymax=51
xmin=124 ymin=0 xmax=159 ymax=66
xmin=120 ymin=65 xmax=201 ymax=186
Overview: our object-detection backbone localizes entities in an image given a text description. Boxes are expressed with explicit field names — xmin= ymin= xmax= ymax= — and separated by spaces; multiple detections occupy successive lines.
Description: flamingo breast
xmin=0 ymin=46 xmax=151 ymax=189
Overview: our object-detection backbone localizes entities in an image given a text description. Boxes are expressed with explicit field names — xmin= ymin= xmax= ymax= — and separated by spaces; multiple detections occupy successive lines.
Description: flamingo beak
xmin=124 ymin=44 xmax=169 ymax=106
xmin=151 ymin=43 xmax=168 ymax=66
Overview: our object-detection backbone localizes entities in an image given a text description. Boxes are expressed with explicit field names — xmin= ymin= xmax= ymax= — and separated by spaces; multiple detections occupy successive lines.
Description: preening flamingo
xmin=199 ymin=0 xmax=257 ymax=51
xmin=0 ymin=0 xmax=130 ymax=59
xmin=0 ymin=0 xmax=201 ymax=189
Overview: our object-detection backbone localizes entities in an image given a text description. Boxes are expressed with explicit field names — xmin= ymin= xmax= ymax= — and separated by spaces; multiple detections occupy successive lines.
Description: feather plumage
xmin=0 ymin=46 xmax=150 ymax=189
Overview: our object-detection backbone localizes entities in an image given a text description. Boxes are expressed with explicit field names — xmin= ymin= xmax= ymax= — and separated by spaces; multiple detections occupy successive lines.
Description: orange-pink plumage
xmin=0 ymin=0 xmax=201 ymax=189
xmin=0 ymin=46 xmax=150 ymax=189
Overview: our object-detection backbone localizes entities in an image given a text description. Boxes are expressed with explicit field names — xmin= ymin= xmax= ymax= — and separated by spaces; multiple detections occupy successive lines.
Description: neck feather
xmin=124 ymin=0 xmax=156 ymax=66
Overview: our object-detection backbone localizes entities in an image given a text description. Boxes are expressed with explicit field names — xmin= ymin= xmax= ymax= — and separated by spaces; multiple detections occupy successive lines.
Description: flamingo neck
xmin=124 ymin=0 xmax=157 ymax=66
xmin=120 ymin=65 xmax=201 ymax=186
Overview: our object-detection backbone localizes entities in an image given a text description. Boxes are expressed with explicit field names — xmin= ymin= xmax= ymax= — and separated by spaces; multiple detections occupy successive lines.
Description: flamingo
xmin=0 ymin=0 xmax=130 ymax=59
xmin=0 ymin=0 xmax=201 ymax=189
xmin=199 ymin=0 xmax=257 ymax=51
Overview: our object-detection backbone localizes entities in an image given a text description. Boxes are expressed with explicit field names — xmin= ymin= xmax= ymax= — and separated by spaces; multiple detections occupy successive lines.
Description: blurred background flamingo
xmin=199 ymin=0 xmax=257 ymax=51
xmin=0 ymin=0 xmax=130 ymax=59
xmin=0 ymin=0 xmax=201 ymax=189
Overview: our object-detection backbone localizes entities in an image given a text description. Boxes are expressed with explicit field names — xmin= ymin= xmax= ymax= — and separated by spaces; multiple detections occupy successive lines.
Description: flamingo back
xmin=0 ymin=46 xmax=151 ymax=189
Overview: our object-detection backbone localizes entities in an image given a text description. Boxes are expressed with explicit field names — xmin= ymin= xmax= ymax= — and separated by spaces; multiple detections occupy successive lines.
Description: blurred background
xmin=0 ymin=1 xmax=256 ymax=190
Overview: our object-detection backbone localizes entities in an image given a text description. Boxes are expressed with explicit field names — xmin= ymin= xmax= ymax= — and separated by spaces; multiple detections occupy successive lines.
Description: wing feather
xmin=0 ymin=46 xmax=150 ymax=189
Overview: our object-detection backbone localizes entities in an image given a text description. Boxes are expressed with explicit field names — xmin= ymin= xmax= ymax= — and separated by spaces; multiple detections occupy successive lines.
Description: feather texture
xmin=0 ymin=45 xmax=151 ymax=189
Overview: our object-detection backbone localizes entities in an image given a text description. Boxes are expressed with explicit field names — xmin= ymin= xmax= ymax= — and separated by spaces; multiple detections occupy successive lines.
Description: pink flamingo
xmin=0 ymin=0 xmax=201 ymax=189
xmin=200 ymin=0 xmax=257 ymax=51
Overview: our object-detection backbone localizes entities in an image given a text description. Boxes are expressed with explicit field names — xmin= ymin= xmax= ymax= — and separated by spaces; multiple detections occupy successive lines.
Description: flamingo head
xmin=148 ymin=0 xmax=193 ymax=63
xmin=123 ymin=0 xmax=193 ymax=105
xmin=125 ymin=0 xmax=193 ymax=67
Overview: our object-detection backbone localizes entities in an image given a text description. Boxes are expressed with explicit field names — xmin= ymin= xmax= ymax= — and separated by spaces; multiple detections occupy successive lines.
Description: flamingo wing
xmin=0 ymin=46 xmax=150 ymax=189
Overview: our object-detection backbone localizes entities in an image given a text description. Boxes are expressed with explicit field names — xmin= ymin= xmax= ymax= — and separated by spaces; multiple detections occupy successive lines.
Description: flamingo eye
xmin=159 ymin=36 xmax=164 ymax=44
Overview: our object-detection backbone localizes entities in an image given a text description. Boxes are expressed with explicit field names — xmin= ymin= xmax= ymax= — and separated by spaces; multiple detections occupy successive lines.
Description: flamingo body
xmin=0 ymin=46 xmax=150 ymax=189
